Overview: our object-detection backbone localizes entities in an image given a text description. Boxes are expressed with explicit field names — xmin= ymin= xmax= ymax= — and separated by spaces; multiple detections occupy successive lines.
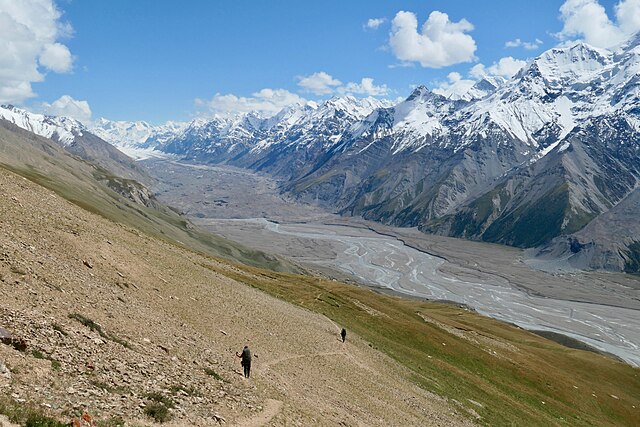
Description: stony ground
xmin=0 ymin=167 xmax=475 ymax=426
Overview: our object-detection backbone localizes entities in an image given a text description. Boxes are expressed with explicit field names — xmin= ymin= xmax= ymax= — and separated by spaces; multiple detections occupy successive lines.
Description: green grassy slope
xmin=209 ymin=263 xmax=640 ymax=426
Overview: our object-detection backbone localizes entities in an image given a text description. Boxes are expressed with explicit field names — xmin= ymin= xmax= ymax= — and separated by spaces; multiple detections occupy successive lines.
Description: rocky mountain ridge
xmin=86 ymin=37 xmax=640 ymax=272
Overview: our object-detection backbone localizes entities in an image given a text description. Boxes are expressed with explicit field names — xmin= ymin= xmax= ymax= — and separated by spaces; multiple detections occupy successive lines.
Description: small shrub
xmin=204 ymin=367 xmax=223 ymax=381
xmin=31 ymin=349 xmax=45 ymax=359
xmin=24 ymin=414 xmax=69 ymax=427
xmin=51 ymin=360 xmax=61 ymax=371
xmin=144 ymin=402 xmax=170 ymax=423
xmin=146 ymin=392 xmax=174 ymax=409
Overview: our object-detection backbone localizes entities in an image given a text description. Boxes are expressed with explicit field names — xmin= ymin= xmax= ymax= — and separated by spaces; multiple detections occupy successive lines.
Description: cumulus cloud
xmin=616 ymin=0 xmax=640 ymax=33
xmin=505 ymin=38 xmax=543 ymax=50
xmin=338 ymin=78 xmax=389 ymax=96
xmin=41 ymin=95 xmax=92 ymax=123
xmin=388 ymin=10 xmax=477 ymax=68
xmin=470 ymin=56 xmax=526 ymax=79
xmin=557 ymin=0 xmax=640 ymax=48
xmin=0 ymin=0 xmax=74 ymax=104
xmin=297 ymin=72 xmax=390 ymax=97
xmin=39 ymin=42 xmax=73 ymax=73
xmin=432 ymin=72 xmax=475 ymax=98
xmin=195 ymin=88 xmax=307 ymax=118
xmin=297 ymin=71 xmax=342 ymax=95
xmin=365 ymin=18 xmax=386 ymax=29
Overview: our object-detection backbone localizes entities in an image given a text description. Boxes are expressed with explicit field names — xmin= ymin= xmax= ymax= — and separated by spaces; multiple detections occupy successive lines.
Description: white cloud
xmin=471 ymin=56 xmax=526 ymax=79
xmin=388 ymin=10 xmax=477 ymax=68
xmin=469 ymin=64 xmax=487 ymax=79
xmin=297 ymin=71 xmax=342 ymax=95
xmin=0 ymin=0 xmax=74 ymax=104
xmin=365 ymin=18 xmax=386 ymax=29
xmin=505 ymin=38 xmax=543 ymax=50
xmin=39 ymin=42 xmax=72 ymax=73
xmin=41 ymin=95 xmax=92 ymax=123
xmin=195 ymin=88 xmax=307 ymax=118
xmin=616 ymin=0 xmax=640 ymax=33
xmin=338 ymin=78 xmax=389 ymax=96
xmin=388 ymin=62 xmax=415 ymax=69
xmin=432 ymin=72 xmax=475 ymax=98
xmin=557 ymin=0 xmax=640 ymax=48
xmin=297 ymin=72 xmax=390 ymax=97
xmin=447 ymin=71 xmax=462 ymax=82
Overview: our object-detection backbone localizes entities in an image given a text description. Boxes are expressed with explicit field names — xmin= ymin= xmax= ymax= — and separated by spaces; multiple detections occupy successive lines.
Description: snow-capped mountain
xmin=0 ymin=104 xmax=150 ymax=185
xmin=140 ymin=96 xmax=393 ymax=179
xmin=91 ymin=118 xmax=187 ymax=150
xmin=0 ymin=104 xmax=86 ymax=145
xmin=84 ymin=36 xmax=640 ymax=271
xmin=91 ymin=118 xmax=155 ymax=147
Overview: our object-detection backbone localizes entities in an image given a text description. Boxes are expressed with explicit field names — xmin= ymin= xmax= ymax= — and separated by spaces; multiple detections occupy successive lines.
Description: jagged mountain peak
xmin=613 ymin=30 xmax=640 ymax=53
xmin=473 ymin=75 xmax=506 ymax=92
xmin=519 ymin=41 xmax=612 ymax=86
xmin=91 ymin=118 xmax=187 ymax=149
xmin=35 ymin=34 xmax=640 ymax=272
xmin=405 ymin=85 xmax=439 ymax=103
xmin=320 ymin=95 xmax=391 ymax=117
xmin=0 ymin=104 xmax=86 ymax=145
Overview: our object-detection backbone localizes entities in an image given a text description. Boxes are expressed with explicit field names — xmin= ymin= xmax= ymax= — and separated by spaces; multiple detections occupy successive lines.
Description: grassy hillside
xmin=210 ymin=263 xmax=640 ymax=426
xmin=0 ymin=121 xmax=299 ymax=273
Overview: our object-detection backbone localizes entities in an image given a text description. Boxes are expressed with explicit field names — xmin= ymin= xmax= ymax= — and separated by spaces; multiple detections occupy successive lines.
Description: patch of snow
xmin=558 ymin=141 xmax=571 ymax=153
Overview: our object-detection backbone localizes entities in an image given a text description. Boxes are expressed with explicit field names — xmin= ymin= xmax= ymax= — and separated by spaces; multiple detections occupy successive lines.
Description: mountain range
xmin=3 ymin=37 xmax=640 ymax=273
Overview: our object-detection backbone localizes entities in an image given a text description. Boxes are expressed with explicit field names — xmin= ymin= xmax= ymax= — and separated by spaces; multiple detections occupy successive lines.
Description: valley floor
xmin=148 ymin=159 xmax=640 ymax=366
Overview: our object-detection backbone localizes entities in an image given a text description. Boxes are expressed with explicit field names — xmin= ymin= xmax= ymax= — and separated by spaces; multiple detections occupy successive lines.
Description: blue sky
xmin=0 ymin=0 xmax=636 ymax=124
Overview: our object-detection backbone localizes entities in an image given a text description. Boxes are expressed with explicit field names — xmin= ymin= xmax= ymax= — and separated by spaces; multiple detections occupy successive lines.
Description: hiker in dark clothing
xmin=341 ymin=328 xmax=347 ymax=343
xmin=236 ymin=345 xmax=252 ymax=378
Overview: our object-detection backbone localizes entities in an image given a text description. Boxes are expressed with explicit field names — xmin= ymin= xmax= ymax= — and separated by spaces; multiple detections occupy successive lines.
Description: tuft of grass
xmin=0 ymin=396 xmax=68 ymax=427
xmin=204 ymin=367 xmax=224 ymax=382
xmin=68 ymin=313 xmax=102 ymax=334
xmin=145 ymin=392 xmax=174 ymax=409
xmin=144 ymin=402 xmax=171 ymax=423
xmin=52 ymin=323 xmax=67 ymax=336
xmin=89 ymin=379 xmax=129 ymax=395
xmin=68 ymin=313 xmax=130 ymax=348
xmin=30 ymin=348 xmax=62 ymax=371
xmin=169 ymin=385 xmax=201 ymax=397
xmin=97 ymin=417 xmax=125 ymax=427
